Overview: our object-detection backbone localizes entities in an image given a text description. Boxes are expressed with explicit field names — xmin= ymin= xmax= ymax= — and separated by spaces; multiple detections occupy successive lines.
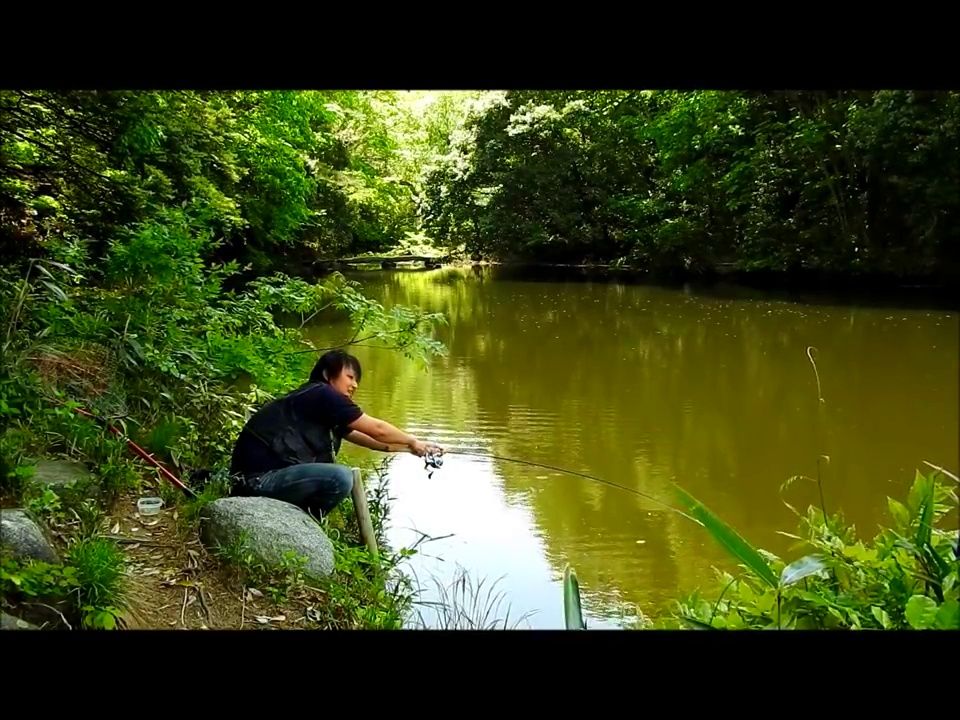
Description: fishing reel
xmin=424 ymin=450 xmax=444 ymax=479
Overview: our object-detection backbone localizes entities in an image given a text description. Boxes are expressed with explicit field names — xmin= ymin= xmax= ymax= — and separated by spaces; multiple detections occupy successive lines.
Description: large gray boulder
xmin=0 ymin=509 xmax=60 ymax=563
xmin=199 ymin=497 xmax=334 ymax=580
xmin=32 ymin=459 xmax=92 ymax=490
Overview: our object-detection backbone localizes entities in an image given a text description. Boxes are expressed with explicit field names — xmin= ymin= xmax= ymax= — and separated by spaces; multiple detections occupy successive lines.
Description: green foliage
xmin=663 ymin=469 xmax=959 ymax=630
xmin=68 ymin=498 xmax=107 ymax=540
xmin=0 ymin=90 xmax=444 ymax=269
xmin=1 ymin=395 xmax=143 ymax=505
xmin=66 ymin=536 xmax=127 ymax=629
xmin=25 ymin=486 xmax=62 ymax=518
xmin=211 ymin=526 xmax=411 ymax=629
xmin=1 ymin=538 xmax=125 ymax=630
xmin=0 ymin=556 xmax=79 ymax=599
xmin=6 ymin=89 xmax=957 ymax=279
xmin=264 ymin=550 xmax=310 ymax=604
xmin=423 ymin=90 xmax=960 ymax=279
xmin=213 ymin=532 xmax=310 ymax=605
xmin=179 ymin=468 xmax=233 ymax=530
xmin=80 ymin=604 xmax=122 ymax=630
xmin=316 ymin=540 xmax=413 ymax=629
xmin=0 ymin=459 xmax=34 ymax=497
xmin=212 ymin=530 xmax=259 ymax=582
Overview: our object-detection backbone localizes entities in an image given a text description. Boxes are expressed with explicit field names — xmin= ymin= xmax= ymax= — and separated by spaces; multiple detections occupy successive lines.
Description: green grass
xmin=67 ymin=536 xmax=127 ymax=629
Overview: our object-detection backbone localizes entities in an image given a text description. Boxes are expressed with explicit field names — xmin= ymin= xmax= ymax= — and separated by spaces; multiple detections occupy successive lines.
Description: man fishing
xmin=229 ymin=349 xmax=444 ymax=518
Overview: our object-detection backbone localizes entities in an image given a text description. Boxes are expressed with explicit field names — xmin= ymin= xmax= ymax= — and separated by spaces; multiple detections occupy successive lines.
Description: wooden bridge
xmin=316 ymin=254 xmax=452 ymax=270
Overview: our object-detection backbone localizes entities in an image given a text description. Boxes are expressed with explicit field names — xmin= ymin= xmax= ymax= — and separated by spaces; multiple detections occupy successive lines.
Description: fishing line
xmin=435 ymin=449 xmax=698 ymax=523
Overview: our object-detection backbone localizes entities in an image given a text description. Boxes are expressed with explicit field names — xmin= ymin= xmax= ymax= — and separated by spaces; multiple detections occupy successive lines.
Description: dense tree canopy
xmin=423 ymin=90 xmax=960 ymax=279
xmin=4 ymin=89 xmax=957 ymax=281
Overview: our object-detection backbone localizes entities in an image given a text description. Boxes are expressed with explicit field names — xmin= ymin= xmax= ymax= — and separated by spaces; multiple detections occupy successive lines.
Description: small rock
xmin=0 ymin=508 xmax=60 ymax=563
xmin=32 ymin=459 xmax=92 ymax=490
xmin=199 ymin=497 xmax=334 ymax=580
xmin=1 ymin=612 xmax=39 ymax=630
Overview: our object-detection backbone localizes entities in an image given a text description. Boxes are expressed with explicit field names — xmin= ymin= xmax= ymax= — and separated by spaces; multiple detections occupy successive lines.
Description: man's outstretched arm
xmin=347 ymin=413 xmax=443 ymax=456
xmin=343 ymin=429 xmax=407 ymax=453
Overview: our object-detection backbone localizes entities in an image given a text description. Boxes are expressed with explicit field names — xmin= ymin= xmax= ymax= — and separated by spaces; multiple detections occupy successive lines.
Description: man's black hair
xmin=310 ymin=349 xmax=362 ymax=384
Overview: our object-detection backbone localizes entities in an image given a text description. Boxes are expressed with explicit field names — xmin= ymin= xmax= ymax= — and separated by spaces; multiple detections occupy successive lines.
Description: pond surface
xmin=306 ymin=267 xmax=959 ymax=628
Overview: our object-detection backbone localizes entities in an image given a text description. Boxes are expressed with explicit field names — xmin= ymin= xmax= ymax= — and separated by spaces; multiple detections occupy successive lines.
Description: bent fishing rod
xmin=425 ymin=448 xmax=697 ymax=523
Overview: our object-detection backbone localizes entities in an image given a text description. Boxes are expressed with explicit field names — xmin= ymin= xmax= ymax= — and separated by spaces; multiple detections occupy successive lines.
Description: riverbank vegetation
xmin=0 ymin=90 xmax=449 ymax=628
xmin=660 ymin=466 xmax=958 ymax=630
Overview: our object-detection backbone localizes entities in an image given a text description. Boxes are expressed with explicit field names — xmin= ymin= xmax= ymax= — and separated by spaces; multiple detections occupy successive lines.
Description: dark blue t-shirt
xmin=230 ymin=382 xmax=363 ymax=478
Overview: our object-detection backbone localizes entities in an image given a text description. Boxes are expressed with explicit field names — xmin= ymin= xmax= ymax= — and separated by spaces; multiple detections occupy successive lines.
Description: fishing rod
xmin=426 ymin=449 xmax=697 ymax=523
xmin=71 ymin=406 xmax=197 ymax=498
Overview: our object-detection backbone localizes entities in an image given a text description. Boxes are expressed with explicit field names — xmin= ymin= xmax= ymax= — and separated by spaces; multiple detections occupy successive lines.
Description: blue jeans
xmin=249 ymin=463 xmax=354 ymax=518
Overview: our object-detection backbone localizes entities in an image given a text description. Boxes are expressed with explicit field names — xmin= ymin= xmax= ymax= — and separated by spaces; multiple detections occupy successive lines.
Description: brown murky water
xmin=305 ymin=267 xmax=959 ymax=628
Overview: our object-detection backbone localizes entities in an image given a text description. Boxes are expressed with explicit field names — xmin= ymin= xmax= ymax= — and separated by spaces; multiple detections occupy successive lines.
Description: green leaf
xmin=674 ymin=485 xmax=778 ymax=588
xmin=871 ymin=606 xmax=892 ymax=629
xmin=44 ymin=260 xmax=77 ymax=275
xmin=563 ymin=564 xmax=585 ymax=630
xmin=914 ymin=477 xmax=935 ymax=548
xmin=34 ymin=262 xmax=57 ymax=281
xmin=934 ymin=599 xmax=959 ymax=630
xmin=99 ymin=611 xmax=117 ymax=630
xmin=847 ymin=610 xmax=863 ymax=629
xmin=887 ymin=498 xmax=910 ymax=531
xmin=904 ymin=595 xmax=938 ymax=629
xmin=841 ymin=542 xmax=877 ymax=563
xmin=907 ymin=470 xmax=933 ymax=515
xmin=918 ymin=541 xmax=951 ymax=584
xmin=755 ymin=591 xmax=776 ymax=614
xmin=780 ymin=555 xmax=828 ymax=587
xmin=41 ymin=280 xmax=68 ymax=302
xmin=737 ymin=582 xmax=756 ymax=604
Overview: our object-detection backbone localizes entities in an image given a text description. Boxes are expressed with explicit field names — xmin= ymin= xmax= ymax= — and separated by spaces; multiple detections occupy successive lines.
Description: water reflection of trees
xmin=310 ymin=268 xmax=960 ymax=619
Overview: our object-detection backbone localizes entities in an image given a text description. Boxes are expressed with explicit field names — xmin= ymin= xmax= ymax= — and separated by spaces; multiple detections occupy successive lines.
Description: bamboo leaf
xmin=674 ymin=484 xmax=778 ymax=588
xmin=44 ymin=260 xmax=79 ymax=275
xmin=41 ymin=280 xmax=68 ymax=302
xmin=563 ymin=565 xmax=585 ymax=630
xmin=915 ymin=476 xmax=934 ymax=548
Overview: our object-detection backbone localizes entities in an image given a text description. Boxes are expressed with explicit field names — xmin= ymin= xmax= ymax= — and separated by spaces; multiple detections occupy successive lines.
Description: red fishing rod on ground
xmin=72 ymin=406 xmax=196 ymax=497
